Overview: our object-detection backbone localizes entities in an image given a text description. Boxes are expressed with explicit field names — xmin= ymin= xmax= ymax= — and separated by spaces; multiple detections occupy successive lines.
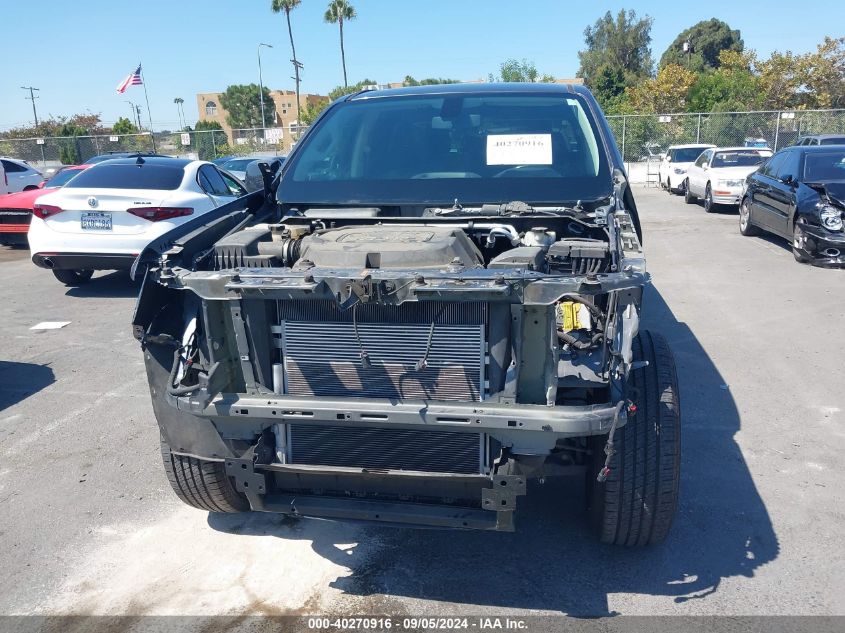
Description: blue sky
xmin=2 ymin=0 xmax=842 ymax=131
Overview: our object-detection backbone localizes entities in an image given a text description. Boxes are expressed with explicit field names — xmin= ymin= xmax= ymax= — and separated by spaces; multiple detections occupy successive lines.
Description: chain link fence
xmin=2 ymin=109 xmax=843 ymax=175
xmin=0 ymin=127 xmax=304 ymax=170
xmin=607 ymin=108 xmax=845 ymax=183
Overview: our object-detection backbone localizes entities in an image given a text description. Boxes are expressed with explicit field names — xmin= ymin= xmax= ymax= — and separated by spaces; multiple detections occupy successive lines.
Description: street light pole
xmin=258 ymin=43 xmax=273 ymax=131
xmin=124 ymin=100 xmax=138 ymax=128
xmin=21 ymin=86 xmax=40 ymax=127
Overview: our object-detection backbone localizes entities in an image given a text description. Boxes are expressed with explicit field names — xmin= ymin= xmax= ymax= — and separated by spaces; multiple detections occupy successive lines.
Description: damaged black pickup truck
xmin=132 ymin=83 xmax=680 ymax=545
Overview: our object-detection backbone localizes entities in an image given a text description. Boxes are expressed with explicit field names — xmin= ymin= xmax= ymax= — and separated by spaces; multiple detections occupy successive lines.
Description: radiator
xmin=274 ymin=301 xmax=487 ymax=402
xmin=287 ymin=424 xmax=485 ymax=474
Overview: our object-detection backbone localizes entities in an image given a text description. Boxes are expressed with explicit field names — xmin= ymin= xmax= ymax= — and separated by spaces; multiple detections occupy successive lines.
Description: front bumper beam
xmin=193 ymin=393 xmax=623 ymax=454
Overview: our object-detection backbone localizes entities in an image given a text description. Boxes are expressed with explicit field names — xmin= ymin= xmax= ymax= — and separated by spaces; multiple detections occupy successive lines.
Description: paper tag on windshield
xmin=486 ymin=134 xmax=553 ymax=165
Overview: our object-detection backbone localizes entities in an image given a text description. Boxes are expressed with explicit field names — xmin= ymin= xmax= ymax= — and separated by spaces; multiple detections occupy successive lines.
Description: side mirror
xmin=782 ymin=174 xmax=796 ymax=186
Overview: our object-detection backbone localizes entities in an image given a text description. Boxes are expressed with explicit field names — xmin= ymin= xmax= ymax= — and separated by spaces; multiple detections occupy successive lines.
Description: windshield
xmin=65 ymin=164 xmax=185 ymax=190
xmin=804 ymin=152 xmax=845 ymax=181
xmin=44 ymin=168 xmax=85 ymax=188
xmin=670 ymin=147 xmax=708 ymax=163
xmin=281 ymin=92 xmax=611 ymax=207
xmin=712 ymin=151 xmax=764 ymax=168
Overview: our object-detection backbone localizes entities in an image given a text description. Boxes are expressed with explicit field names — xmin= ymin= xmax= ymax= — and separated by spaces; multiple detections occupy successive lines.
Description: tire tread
xmin=160 ymin=437 xmax=249 ymax=513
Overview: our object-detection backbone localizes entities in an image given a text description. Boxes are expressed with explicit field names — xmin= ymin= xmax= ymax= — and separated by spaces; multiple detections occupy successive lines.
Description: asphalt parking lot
xmin=1 ymin=186 xmax=843 ymax=617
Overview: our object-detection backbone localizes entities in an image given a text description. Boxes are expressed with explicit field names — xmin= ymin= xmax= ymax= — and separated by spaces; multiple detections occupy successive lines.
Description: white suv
xmin=0 ymin=158 xmax=43 ymax=192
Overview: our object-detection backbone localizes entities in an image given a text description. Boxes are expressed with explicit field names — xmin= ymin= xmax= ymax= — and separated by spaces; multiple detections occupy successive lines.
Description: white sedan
xmin=659 ymin=144 xmax=714 ymax=194
xmin=1 ymin=157 xmax=43 ymax=193
xmin=684 ymin=147 xmax=772 ymax=212
xmin=28 ymin=157 xmax=246 ymax=285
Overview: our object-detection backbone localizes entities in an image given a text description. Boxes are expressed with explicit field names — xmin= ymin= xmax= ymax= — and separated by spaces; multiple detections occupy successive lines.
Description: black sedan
xmin=740 ymin=145 xmax=845 ymax=266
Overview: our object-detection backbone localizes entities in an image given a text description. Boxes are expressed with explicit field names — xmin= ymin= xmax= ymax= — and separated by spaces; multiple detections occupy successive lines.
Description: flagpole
xmin=139 ymin=62 xmax=157 ymax=152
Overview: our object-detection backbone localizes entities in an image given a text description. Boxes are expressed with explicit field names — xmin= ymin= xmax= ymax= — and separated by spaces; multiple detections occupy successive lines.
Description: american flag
xmin=116 ymin=65 xmax=143 ymax=94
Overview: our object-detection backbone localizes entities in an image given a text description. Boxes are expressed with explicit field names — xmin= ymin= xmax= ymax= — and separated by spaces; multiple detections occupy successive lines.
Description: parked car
xmin=132 ymin=83 xmax=681 ymax=543
xmin=28 ymin=157 xmax=246 ymax=285
xmin=0 ymin=165 xmax=90 ymax=246
xmin=639 ymin=141 xmax=665 ymax=161
xmin=740 ymin=145 xmax=845 ymax=266
xmin=684 ymin=147 xmax=772 ymax=212
xmin=217 ymin=156 xmax=280 ymax=181
xmin=82 ymin=152 xmax=161 ymax=165
xmin=794 ymin=134 xmax=845 ymax=147
xmin=0 ymin=158 xmax=43 ymax=192
xmin=659 ymin=144 xmax=715 ymax=194
xmin=744 ymin=137 xmax=770 ymax=149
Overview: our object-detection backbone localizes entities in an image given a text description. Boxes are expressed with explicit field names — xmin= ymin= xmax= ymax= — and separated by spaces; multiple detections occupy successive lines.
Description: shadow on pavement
xmin=64 ymin=270 xmax=140 ymax=299
xmin=208 ymin=285 xmax=779 ymax=615
xmin=0 ymin=361 xmax=55 ymax=412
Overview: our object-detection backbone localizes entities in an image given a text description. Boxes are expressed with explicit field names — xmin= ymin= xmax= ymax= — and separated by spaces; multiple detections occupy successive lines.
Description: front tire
xmin=704 ymin=183 xmax=717 ymax=213
xmin=52 ymin=269 xmax=93 ymax=286
xmin=160 ymin=437 xmax=249 ymax=513
xmin=588 ymin=330 xmax=681 ymax=546
xmin=792 ymin=223 xmax=811 ymax=264
xmin=739 ymin=198 xmax=760 ymax=236
xmin=684 ymin=180 xmax=696 ymax=204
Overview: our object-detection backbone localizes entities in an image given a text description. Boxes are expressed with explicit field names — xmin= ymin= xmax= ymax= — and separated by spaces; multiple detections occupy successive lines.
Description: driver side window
xmin=694 ymin=151 xmax=709 ymax=168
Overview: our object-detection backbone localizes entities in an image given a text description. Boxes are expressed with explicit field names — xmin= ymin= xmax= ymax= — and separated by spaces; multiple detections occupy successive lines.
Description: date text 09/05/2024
xmin=307 ymin=617 xmax=528 ymax=630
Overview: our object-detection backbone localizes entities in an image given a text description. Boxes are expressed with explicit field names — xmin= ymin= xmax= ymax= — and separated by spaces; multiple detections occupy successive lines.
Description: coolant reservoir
xmin=522 ymin=228 xmax=556 ymax=250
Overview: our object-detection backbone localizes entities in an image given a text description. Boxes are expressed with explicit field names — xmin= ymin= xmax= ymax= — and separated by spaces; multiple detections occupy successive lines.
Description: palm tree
xmin=173 ymin=97 xmax=185 ymax=129
xmin=324 ymin=0 xmax=356 ymax=88
xmin=271 ymin=0 xmax=302 ymax=131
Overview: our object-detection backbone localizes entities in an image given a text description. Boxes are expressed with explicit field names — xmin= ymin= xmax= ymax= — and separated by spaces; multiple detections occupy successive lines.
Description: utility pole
xmin=135 ymin=105 xmax=143 ymax=130
xmin=292 ymin=59 xmax=304 ymax=138
xmin=21 ymin=86 xmax=40 ymax=126
xmin=258 ymin=43 xmax=273 ymax=131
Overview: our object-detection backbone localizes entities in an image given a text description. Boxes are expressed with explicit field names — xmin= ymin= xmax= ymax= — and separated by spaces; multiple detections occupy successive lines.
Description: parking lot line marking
xmin=30 ymin=321 xmax=71 ymax=330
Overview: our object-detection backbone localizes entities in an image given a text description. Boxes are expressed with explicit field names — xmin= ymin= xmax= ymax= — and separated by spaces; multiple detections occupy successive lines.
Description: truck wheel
xmin=160 ymin=437 xmax=250 ymax=512
xmin=52 ymin=269 xmax=93 ymax=286
xmin=588 ymin=330 xmax=681 ymax=546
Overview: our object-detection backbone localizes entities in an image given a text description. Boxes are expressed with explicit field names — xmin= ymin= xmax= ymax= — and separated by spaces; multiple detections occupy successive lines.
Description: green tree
xmin=56 ymin=122 xmax=89 ymax=164
xmin=219 ymin=84 xmax=275 ymax=129
xmin=802 ymin=37 xmax=845 ymax=109
xmin=191 ymin=120 xmax=229 ymax=160
xmin=300 ymin=98 xmax=331 ymax=126
xmin=625 ymin=64 xmax=697 ymax=113
xmin=112 ymin=117 xmax=137 ymax=135
xmin=271 ymin=0 xmax=303 ymax=126
xmin=403 ymin=75 xmax=460 ymax=86
xmin=328 ymin=78 xmax=377 ymax=100
xmin=687 ymin=50 xmax=762 ymax=112
xmin=577 ymin=10 xmax=654 ymax=92
xmin=324 ymin=0 xmax=357 ymax=88
xmin=659 ymin=19 xmax=743 ymax=72
xmin=591 ymin=65 xmax=628 ymax=112
xmin=488 ymin=59 xmax=555 ymax=83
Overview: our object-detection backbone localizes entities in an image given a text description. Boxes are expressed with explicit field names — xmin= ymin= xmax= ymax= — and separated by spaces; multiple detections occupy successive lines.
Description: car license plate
xmin=81 ymin=212 xmax=112 ymax=231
